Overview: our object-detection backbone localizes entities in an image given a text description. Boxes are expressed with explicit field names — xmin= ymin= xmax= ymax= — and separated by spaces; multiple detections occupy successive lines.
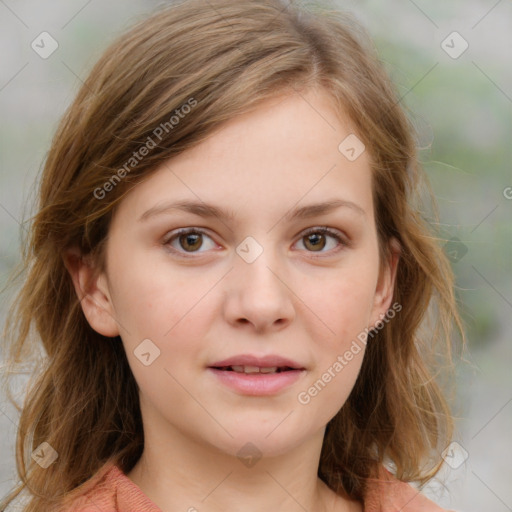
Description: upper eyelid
xmin=164 ymin=225 xmax=346 ymax=239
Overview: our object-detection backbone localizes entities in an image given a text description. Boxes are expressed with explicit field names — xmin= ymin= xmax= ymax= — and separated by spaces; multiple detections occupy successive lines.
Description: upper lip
xmin=209 ymin=354 xmax=305 ymax=370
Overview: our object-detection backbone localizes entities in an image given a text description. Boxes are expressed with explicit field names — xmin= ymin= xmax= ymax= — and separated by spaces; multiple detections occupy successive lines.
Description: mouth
xmin=210 ymin=365 xmax=300 ymax=374
xmin=206 ymin=356 xmax=306 ymax=395
xmin=208 ymin=354 xmax=306 ymax=372
xmin=207 ymin=354 xmax=306 ymax=395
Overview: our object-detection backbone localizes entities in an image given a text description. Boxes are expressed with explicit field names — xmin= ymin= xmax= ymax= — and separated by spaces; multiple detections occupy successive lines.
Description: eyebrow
xmin=138 ymin=198 xmax=367 ymax=223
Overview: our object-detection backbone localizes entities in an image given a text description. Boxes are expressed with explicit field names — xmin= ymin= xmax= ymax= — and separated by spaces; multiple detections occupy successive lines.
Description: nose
xmin=223 ymin=241 xmax=295 ymax=334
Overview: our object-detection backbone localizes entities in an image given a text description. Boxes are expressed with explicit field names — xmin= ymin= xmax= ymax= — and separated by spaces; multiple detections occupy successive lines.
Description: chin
xmin=205 ymin=427 xmax=309 ymax=462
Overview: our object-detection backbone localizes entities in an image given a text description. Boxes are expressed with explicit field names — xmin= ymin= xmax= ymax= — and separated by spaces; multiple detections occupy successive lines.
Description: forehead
xmin=113 ymin=88 xmax=374 ymax=228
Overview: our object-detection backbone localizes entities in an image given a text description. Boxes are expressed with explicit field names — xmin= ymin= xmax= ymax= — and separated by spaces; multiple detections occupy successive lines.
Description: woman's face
xmin=71 ymin=87 xmax=398 ymax=459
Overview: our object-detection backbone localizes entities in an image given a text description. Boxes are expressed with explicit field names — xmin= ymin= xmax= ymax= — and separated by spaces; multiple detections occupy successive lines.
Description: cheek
xmin=310 ymin=354 xmax=365 ymax=425
xmin=110 ymin=263 xmax=213 ymax=417
xmin=108 ymin=256 xmax=219 ymax=391
xmin=297 ymin=260 xmax=379 ymax=343
xmin=109 ymin=249 xmax=214 ymax=340
xmin=297 ymin=291 xmax=368 ymax=424
xmin=293 ymin=261 xmax=376 ymax=415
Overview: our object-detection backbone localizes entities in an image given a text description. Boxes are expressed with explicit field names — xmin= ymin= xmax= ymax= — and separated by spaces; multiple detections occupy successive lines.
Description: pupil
xmin=181 ymin=233 xmax=202 ymax=252
xmin=305 ymin=233 xmax=325 ymax=251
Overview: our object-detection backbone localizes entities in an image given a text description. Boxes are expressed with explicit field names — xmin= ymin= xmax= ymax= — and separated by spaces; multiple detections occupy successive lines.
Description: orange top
xmin=60 ymin=462 xmax=451 ymax=511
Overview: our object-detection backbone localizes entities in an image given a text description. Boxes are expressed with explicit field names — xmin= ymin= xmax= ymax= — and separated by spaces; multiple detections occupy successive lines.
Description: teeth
xmin=259 ymin=366 xmax=278 ymax=373
xmin=230 ymin=365 xmax=279 ymax=374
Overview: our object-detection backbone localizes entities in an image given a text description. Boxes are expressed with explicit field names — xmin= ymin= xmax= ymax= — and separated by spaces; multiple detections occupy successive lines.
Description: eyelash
xmin=162 ymin=226 xmax=349 ymax=258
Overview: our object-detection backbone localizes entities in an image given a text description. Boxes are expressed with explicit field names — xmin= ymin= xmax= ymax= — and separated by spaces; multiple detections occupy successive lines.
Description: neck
xmin=126 ymin=422 xmax=359 ymax=512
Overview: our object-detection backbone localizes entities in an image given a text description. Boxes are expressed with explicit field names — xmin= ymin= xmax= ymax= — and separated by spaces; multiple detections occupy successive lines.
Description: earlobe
xmin=369 ymin=237 xmax=401 ymax=328
xmin=62 ymin=247 xmax=120 ymax=338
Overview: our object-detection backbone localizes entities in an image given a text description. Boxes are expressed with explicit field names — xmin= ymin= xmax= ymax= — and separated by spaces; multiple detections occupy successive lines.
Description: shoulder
xmin=56 ymin=462 xmax=119 ymax=512
xmin=363 ymin=466 xmax=455 ymax=512
xmin=57 ymin=462 xmax=162 ymax=512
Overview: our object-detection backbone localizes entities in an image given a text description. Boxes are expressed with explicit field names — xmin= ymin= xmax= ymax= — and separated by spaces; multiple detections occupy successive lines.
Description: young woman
xmin=1 ymin=1 xmax=464 ymax=510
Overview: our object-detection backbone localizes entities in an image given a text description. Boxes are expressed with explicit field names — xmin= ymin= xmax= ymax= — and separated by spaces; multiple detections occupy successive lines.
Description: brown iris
xmin=303 ymin=232 xmax=326 ymax=251
xmin=179 ymin=232 xmax=203 ymax=252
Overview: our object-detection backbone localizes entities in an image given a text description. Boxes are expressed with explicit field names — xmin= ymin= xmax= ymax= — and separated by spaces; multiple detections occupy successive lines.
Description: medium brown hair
xmin=1 ymin=0 xmax=465 ymax=509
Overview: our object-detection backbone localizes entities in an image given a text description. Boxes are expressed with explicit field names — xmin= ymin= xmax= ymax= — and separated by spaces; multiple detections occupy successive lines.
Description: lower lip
xmin=207 ymin=368 xmax=306 ymax=396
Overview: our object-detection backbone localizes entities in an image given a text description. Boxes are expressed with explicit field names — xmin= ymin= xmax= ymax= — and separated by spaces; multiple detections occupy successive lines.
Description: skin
xmin=64 ymin=87 xmax=400 ymax=512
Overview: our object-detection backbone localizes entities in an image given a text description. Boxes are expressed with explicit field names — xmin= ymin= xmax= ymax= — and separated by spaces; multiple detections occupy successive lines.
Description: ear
xmin=368 ymin=237 xmax=401 ymax=329
xmin=62 ymin=246 xmax=120 ymax=337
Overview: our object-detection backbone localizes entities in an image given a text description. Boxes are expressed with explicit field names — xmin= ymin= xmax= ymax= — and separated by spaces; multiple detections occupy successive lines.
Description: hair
xmin=1 ymin=0 xmax=465 ymax=510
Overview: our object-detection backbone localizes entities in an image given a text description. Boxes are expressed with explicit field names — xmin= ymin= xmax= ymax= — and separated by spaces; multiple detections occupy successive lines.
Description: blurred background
xmin=0 ymin=0 xmax=510 ymax=510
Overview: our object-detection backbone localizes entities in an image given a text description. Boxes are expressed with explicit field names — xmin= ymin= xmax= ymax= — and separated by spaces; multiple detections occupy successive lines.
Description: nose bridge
xmin=235 ymin=234 xmax=284 ymax=295
xmin=225 ymin=233 xmax=295 ymax=328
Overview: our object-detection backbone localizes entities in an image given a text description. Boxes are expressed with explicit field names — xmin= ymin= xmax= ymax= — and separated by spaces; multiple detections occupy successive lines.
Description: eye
xmin=163 ymin=228 xmax=217 ymax=255
xmin=294 ymin=227 xmax=348 ymax=256
xmin=163 ymin=226 xmax=348 ymax=258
